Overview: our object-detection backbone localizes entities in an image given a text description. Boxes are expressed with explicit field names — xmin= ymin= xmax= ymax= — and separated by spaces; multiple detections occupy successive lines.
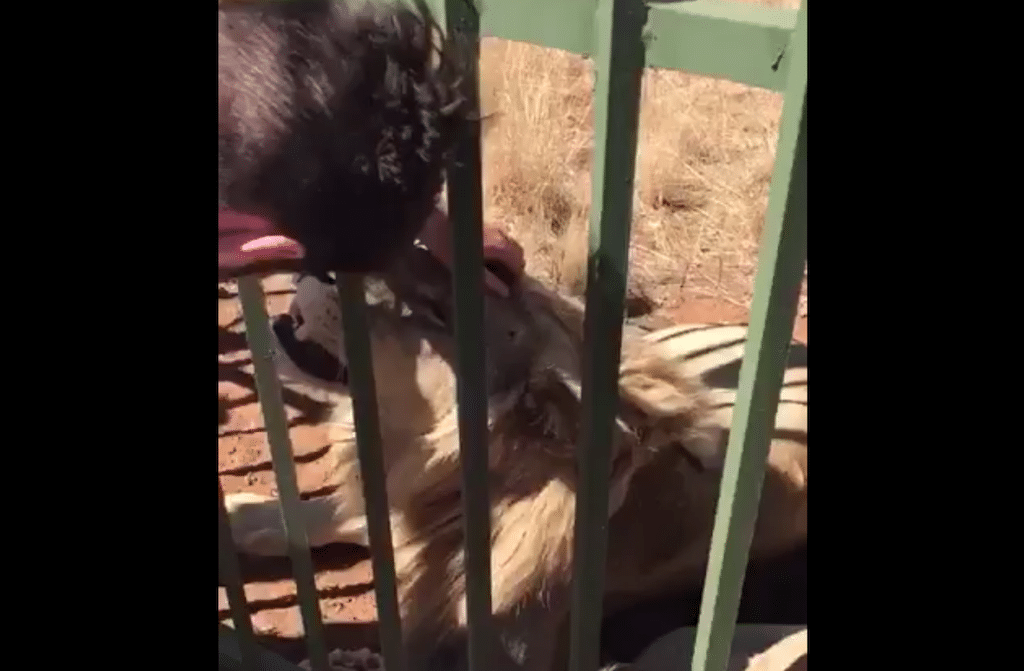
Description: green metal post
xmin=217 ymin=479 xmax=258 ymax=669
xmin=442 ymin=0 xmax=497 ymax=669
xmin=336 ymin=275 xmax=408 ymax=671
xmin=237 ymin=277 xmax=331 ymax=671
xmin=568 ymin=1 xmax=648 ymax=671
xmin=690 ymin=3 xmax=807 ymax=671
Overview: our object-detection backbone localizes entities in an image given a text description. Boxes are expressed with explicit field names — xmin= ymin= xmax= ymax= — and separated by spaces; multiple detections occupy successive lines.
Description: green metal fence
xmin=217 ymin=0 xmax=807 ymax=670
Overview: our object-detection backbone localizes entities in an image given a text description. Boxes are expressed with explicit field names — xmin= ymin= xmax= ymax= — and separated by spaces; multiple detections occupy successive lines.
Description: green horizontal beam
xmin=251 ymin=1 xmax=796 ymax=90
xmin=478 ymin=0 xmax=594 ymax=58
xmin=643 ymin=1 xmax=797 ymax=91
xmin=477 ymin=0 xmax=797 ymax=92
xmin=363 ymin=0 xmax=797 ymax=91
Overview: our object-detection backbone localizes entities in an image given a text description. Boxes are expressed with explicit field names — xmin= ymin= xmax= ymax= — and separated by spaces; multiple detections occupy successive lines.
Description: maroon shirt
xmin=218 ymin=208 xmax=305 ymax=280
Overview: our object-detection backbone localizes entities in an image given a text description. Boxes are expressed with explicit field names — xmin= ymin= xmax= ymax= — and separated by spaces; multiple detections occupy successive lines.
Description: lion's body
xmin=225 ymin=266 xmax=806 ymax=671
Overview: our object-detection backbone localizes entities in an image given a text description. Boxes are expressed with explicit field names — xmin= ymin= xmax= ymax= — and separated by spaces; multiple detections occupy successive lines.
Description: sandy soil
xmin=217 ymin=274 xmax=808 ymax=664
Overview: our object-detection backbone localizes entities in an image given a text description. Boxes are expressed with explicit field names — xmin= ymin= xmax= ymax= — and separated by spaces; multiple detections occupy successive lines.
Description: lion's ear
xmin=619 ymin=365 xmax=725 ymax=470
xmin=620 ymin=369 xmax=704 ymax=418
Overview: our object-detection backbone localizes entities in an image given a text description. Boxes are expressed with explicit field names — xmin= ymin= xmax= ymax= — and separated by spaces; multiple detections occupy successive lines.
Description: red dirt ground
xmin=217 ymin=274 xmax=808 ymax=664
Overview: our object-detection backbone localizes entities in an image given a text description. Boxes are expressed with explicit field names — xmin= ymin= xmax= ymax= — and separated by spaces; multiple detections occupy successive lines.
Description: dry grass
xmin=469 ymin=0 xmax=807 ymax=317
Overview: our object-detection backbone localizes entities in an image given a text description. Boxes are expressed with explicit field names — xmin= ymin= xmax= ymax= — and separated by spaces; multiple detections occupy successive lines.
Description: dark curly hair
xmin=218 ymin=0 xmax=469 ymax=276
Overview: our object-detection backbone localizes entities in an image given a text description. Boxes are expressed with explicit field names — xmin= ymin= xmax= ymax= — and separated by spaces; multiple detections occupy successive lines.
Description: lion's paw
xmin=221 ymin=492 xmax=289 ymax=557
xmin=299 ymin=648 xmax=383 ymax=671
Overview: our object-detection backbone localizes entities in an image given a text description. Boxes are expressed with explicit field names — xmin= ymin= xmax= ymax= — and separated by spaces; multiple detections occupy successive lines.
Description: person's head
xmin=218 ymin=0 xmax=468 ymax=279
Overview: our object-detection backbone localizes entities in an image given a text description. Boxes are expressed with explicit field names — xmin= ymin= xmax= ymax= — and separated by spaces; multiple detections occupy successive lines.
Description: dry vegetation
xmin=469 ymin=0 xmax=807 ymax=318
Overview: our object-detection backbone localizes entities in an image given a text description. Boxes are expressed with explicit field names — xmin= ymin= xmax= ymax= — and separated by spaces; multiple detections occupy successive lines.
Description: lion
xmin=223 ymin=247 xmax=807 ymax=670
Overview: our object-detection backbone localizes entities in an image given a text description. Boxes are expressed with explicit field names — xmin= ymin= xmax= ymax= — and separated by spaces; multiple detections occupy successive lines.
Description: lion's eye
xmin=426 ymin=300 xmax=447 ymax=327
xmin=410 ymin=295 xmax=448 ymax=328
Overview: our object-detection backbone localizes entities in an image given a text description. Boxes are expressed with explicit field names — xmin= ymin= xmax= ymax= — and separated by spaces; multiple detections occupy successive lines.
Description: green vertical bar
xmin=335 ymin=275 xmax=407 ymax=671
xmin=569 ymin=1 xmax=647 ymax=671
xmin=442 ymin=1 xmax=495 ymax=670
xmin=218 ymin=479 xmax=258 ymax=669
xmin=690 ymin=3 xmax=807 ymax=671
xmin=236 ymin=277 xmax=331 ymax=671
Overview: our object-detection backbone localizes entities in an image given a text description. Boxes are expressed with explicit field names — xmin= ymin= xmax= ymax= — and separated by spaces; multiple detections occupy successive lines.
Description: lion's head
xmin=269 ymin=247 xmax=720 ymax=518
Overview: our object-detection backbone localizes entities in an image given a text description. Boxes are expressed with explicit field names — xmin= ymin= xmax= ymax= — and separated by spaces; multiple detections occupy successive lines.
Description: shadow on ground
xmin=223 ymin=541 xmax=806 ymax=665
xmin=219 ymin=543 xmax=378 ymax=660
xmin=254 ymin=622 xmax=381 ymax=662
xmin=218 ymin=322 xmax=333 ymax=429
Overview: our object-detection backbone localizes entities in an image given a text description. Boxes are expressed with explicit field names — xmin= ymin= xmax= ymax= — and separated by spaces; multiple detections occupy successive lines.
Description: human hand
xmin=418 ymin=209 xmax=525 ymax=297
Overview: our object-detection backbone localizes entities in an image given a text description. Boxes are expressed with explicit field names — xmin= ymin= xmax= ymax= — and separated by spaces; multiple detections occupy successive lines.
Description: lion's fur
xmin=224 ymin=257 xmax=806 ymax=670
